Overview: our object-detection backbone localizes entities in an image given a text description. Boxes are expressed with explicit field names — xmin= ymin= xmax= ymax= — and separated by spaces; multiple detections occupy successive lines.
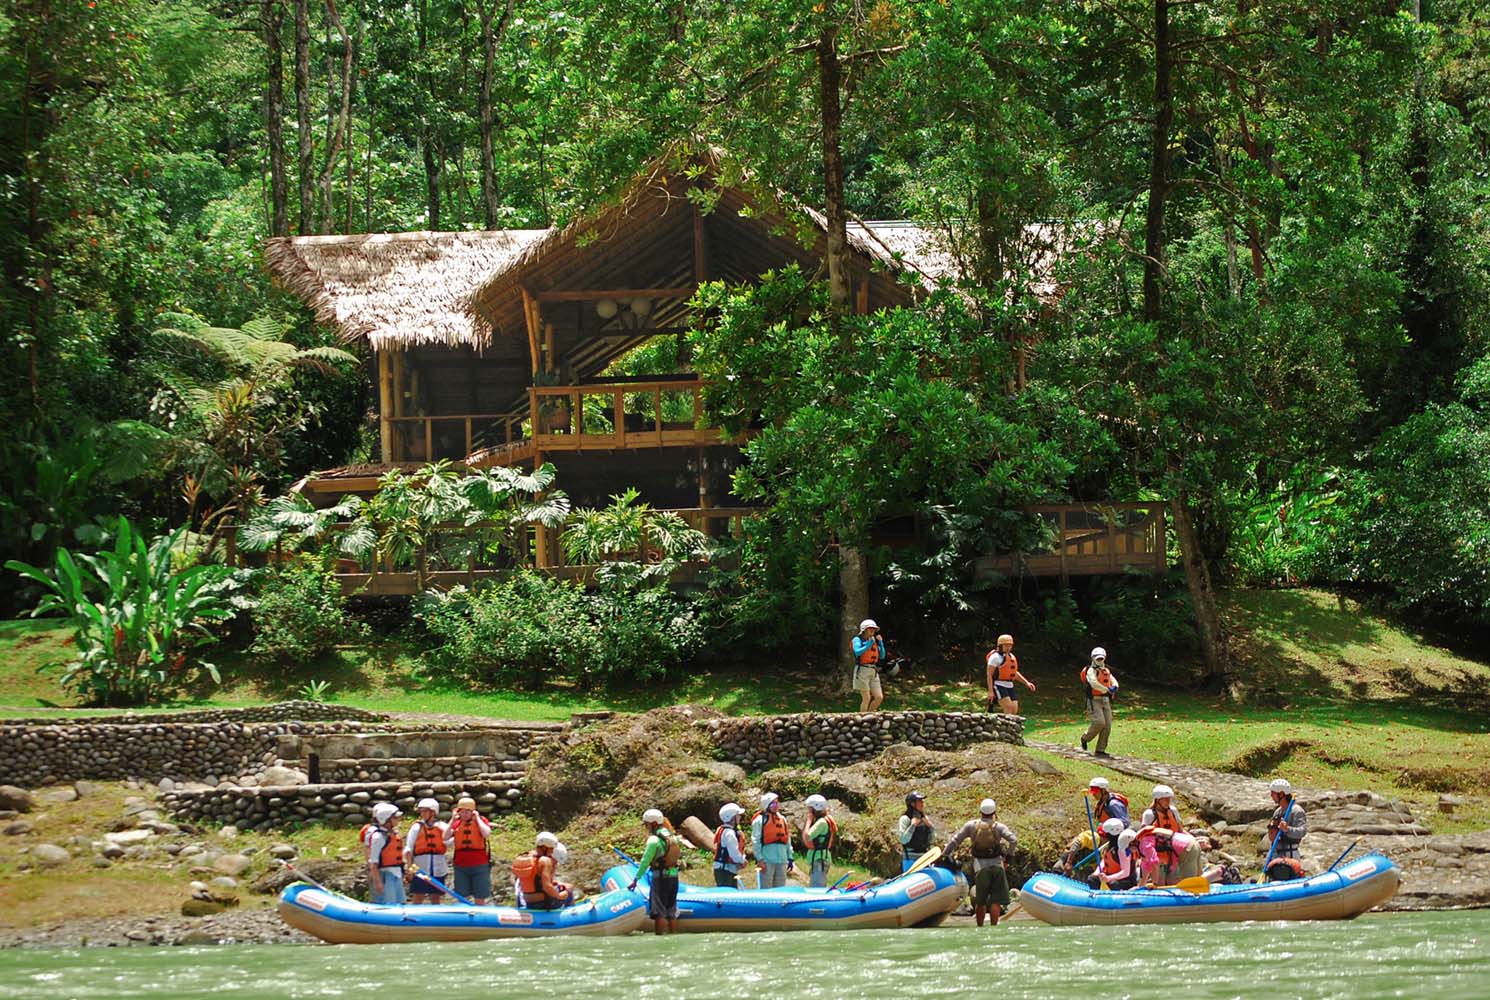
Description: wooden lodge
xmin=264 ymin=151 xmax=1164 ymax=590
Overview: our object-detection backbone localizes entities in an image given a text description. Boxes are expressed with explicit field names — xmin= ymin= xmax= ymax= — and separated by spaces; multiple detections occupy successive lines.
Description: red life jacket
xmin=410 ymin=821 xmax=446 ymax=856
xmin=450 ymin=816 xmax=490 ymax=862
xmin=713 ymin=824 xmax=741 ymax=865
xmin=857 ymin=639 xmax=881 ymax=666
xmin=754 ymin=811 xmax=790 ymax=845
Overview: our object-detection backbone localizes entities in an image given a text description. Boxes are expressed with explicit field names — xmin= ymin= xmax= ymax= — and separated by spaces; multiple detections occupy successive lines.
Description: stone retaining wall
xmin=0 ymin=721 xmax=373 ymax=788
xmin=0 ymin=701 xmax=387 ymax=727
xmin=316 ymin=756 xmax=527 ymax=784
xmin=704 ymin=711 xmax=1024 ymax=770
xmin=161 ymin=781 xmax=522 ymax=832
xmin=278 ymin=726 xmax=556 ymax=764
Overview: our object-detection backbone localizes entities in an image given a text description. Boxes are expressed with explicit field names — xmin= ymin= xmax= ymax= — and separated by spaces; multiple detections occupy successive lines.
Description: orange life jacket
xmin=807 ymin=815 xmax=838 ymax=853
xmin=410 ymin=821 xmax=446 ymax=856
xmin=1081 ymin=666 xmax=1114 ymax=698
xmin=1149 ymin=805 xmax=1183 ymax=857
xmin=511 ymin=851 xmax=553 ymax=897
xmin=1095 ymin=791 xmax=1129 ymax=826
xmin=754 ymin=811 xmax=790 ymax=845
xmin=989 ymin=650 xmax=1019 ymax=683
xmin=450 ymin=816 xmax=488 ymax=855
xmin=857 ymin=639 xmax=881 ymax=666
xmin=713 ymin=824 xmax=742 ymax=865
xmin=366 ymin=826 xmax=403 ymax=868
xmin=1100 ymin=843 xmax=1128 ymax=876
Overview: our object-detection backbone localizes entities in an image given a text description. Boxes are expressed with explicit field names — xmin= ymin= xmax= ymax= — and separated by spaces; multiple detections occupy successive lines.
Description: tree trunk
xmin=418 ymin=0 xmax=440 ymax=229
xmin=478 ymin=0 xmax=512 ymax=228
xmin=838 ymin=543 xmax=869 ymax=692
xmin=1171 ymin=491 xmax=1236 ymax=696
xmin=263 ymin=0 xmax=289 ymax=236
xmin=294 ymin=0 xmax=313 ymax=234
xmin=1142 ymin=0 xmax=1172 ymax=323
xmin=315 ymin=0 xmax=352 ymax=234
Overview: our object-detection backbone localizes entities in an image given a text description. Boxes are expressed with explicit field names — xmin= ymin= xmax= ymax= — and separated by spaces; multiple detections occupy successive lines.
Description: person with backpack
xmin=852 ymin=619 xmax=888 ymax=713
xmin=942 ymin=798 xmax=1018 ymax=926
xmin=985 ymin=633 xmax=1036 ymax=715
xmin=403 ymin=797 xmax=450 ymax=904
xmin=362 ymin=801 xmax=406 ymax=905
xmin=446 ymin=795 xmax=492 ymax=905
xmin=627 ymin=809 xmax=682 ymax=934
xmin=713 ymin=801 xmax=748 ymax=887
xmin=1078 ymin=646 xmax=1119 ymax=756
xmin=751 ymin=792 xmax=794 ymax=888
xmin=802 ymin=794 xmax=837 ymax=888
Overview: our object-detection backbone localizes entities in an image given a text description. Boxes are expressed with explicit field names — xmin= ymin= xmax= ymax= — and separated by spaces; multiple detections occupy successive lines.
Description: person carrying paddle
xmin=713 ymin=802 xmax=748 ymax=888
xmin=403 ymin=797 xmax=451 ymax=905
xmin=943 ymin=798 xmax=1018 ymax=926
xmin=802 ymin=794 xmax=837 ymax=888
xmin=986 ymin=633 xmax=1035 ymax=715
xmin=1265 ymin=778 xmax=1308 ymax=880
xmin=1079 ymin=647 xmax=1119 ymax=756
xmin=898 ymin=791 xmax=936 ymax=872
xmin=1087 ymin=776 xmax=1129 ymax=826
xmin=627 ymin=809 xmax=681 ymax=934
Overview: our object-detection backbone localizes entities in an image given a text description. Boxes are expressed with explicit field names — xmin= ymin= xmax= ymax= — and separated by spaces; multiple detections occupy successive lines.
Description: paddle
xmin=902 ymin=845 xmax=943 ymax=879
xmin=828 ymin=872 xmax=853 ymax=891
xmin=1084 ymin=794 xmax=1098 ymax=852
xmin=1261 ymin=827 xmax=1284 ymax=873
xmin=417 ymin=871 xmax=476 ymax=906
xmin=1327 ymin=839 xmax=1361 ymax=872
xmin=1172 ymin=876 xmax=1212 ymax=894
xmin=284 ymin=863 xmax=345 ymax=897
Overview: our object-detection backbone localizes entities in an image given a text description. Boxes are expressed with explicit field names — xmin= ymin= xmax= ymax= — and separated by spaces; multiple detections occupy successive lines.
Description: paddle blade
xmin=905 ymin=846 xmax=943 ymax=877
xmin=1175 ymin=876 xmax=1212 ymax=894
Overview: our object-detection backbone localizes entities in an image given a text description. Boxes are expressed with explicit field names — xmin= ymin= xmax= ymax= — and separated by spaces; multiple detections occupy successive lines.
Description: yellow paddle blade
xmin=905 ymin=846 xmax=943 ymax=877
xmin=1175 ymin=876 xmax=1212 ymax=894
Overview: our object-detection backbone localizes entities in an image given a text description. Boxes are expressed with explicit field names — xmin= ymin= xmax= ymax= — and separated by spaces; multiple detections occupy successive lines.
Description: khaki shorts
xmin=853 ymin=665 xmax=883 ymax=696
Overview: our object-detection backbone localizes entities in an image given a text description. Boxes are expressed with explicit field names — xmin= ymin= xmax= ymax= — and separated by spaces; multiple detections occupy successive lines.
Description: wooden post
xmin=1058 ymin=508 xmax=1069 ymax=589
xmin=855 ymin=275 xmax=869 ymax=315
xmin=543 ymin=321 xmax=556 ymax=375
xmin=424 ymin=419 xmax=434 ymax=463
xmin=377 ymin=351 xmax=393 ymax=463
xmin=654 ymin=389 xmax=662 ymax=447
xmin=464 ymin=417 xmax=473 ymax=458
xmin=692 ymin=203 xmax=708 ymax=283
xmin=613 ymin=390 xmax=625 ymax=447
xmin=520 ymin=285 xmax=540 ymax=378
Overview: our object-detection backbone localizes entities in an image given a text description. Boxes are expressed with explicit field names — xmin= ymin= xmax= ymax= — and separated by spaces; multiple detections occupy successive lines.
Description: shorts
xmin=973 ymin=862 xmax=1010 ymax=907
xmin=374 ymin=867 xmax=406 ymax=905
xmin=409 ymin=871 xmax=448 ymax=897
xmin=853 ymin=665 xmax=883 ymax=696
xmin=649 ymin=873 xmax=680 ymax=920
xmin=993 ymin=681 xmax=1015 ymax=701
xmin=452 ymin=864 xmax=492 ymax=900
xmin=714 ymin=867 xmax=741 ymax=887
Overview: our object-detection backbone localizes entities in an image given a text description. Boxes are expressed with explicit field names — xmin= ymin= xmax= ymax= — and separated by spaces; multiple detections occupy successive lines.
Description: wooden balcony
xmin=975 ymin=502 xmax=1168 ymax=580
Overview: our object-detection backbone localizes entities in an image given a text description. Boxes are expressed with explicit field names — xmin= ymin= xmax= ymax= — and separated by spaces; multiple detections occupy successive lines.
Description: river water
xmin=5 ymin=910 xmax=1487 ymax=1000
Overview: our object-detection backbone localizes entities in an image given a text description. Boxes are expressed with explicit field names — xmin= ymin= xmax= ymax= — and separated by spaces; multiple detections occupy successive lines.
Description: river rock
xmin=105 ymin=829 xmax=154 ymax=846
xmin=269 ymin=843 xmax=297 ymax=860
xmin=91 ymin=855 xmax=112 ymax=868
xmin=35 ymin=787 xmax=78 ymax=805
xmin=213 ymin=854 xmax=252 ymax=877
xmin=73 ymin=780 xmax=101 ymax=798
xmin=679 ymin=815 xmax=715 ymax=850
xmin=3 ymin=820 xmax=34 ymax=836
xmin=181 ymin=897 xmax=237 ymax=917
xmin=217 ymin=825 xmax=240 ymax=841
xmin=0 ymin=786 xmax=32 ymax=812
xmin=33 ymin=844 xmax=70 ymax=867
xmin=210 ymin=876 xmax=240 ymax=891
xmin=260 ymin=766 xmax=308 ymax=786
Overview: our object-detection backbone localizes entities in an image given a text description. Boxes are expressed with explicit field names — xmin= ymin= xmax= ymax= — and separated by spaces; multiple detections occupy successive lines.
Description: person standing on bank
xmin=713 ymin=802 xmax=748 ymax=887
xmin=943 ymin=798 xmax=1018 ymax=926
xmin=802 ymin=794 xmax=837 ymax=888
xmin=447 ymin=796 xmax=492 ymax=905
xmin=986 ymin=633 xmax=1036 ymax=715
xmin=751 ymin=792 xmax=794 ymax=888
xmin=363 ymin=801 xmax=405 ymax=905
xmin=898 ymin=791 xmax=936 ymax=872
xmin=853 ymin=619 xmax=887 ymax=713
xmin=1079 ymin=647 xmax=1119 ymax=757
xmin=403 ymin=797 xmax=450 ymax=904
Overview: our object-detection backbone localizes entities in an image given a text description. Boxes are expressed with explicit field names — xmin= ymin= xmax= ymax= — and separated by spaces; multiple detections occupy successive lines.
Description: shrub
xmin=417 ymin=572 xmax=704 ymax=689
xmin=5 ymin=517 xmax=234 ymax=706
xmin=248 ymin=556 xmax=368 ymax=663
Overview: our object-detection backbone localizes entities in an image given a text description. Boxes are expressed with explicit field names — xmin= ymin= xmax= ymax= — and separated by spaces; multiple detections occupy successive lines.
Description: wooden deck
xmin=975 ymin=503 xmax=1168 ymax=579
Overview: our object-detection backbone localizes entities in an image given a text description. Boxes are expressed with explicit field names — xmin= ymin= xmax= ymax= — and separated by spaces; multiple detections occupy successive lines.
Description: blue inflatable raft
xmin=600 ymin=863 xmax=966 ymax=933
xmin=277 ymin=882 xmax=648 ymax=943
xmin=1017 ymin=852 xmax=1401 ymax=925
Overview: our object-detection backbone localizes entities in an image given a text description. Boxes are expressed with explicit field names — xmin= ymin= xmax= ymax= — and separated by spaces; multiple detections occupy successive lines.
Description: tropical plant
xmin=238 ymin=493 xmax=367 ymax=557
xmin=4 ymin=518 xmax=234 ymax=706
xmin=299 ymin=679 xmax=334 ymax=702
xmin=561 ymin=488 xmax=710 ymax=590
xmin=248 ymin=555 xmax=368 ymax=664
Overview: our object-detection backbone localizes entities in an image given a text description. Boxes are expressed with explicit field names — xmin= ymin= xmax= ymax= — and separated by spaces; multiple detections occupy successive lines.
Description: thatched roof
xmin=265 ymin=230 xmax=547 ymax=350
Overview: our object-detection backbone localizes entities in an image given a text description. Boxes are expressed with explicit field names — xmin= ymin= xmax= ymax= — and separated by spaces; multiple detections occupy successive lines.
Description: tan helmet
xmin=997 ymin=633 xmax=1014 ymax=646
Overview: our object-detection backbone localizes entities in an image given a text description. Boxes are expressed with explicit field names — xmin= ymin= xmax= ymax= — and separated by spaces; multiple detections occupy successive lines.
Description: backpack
xmin=971 ymin=818 xmax=1003 ymax=859
xmin=652 ymin=828 xmax=682 ymax=871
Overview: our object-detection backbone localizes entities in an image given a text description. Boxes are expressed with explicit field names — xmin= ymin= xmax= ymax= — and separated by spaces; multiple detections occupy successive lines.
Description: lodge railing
xmin=974 ymin=502 xmax=1168 ymax=579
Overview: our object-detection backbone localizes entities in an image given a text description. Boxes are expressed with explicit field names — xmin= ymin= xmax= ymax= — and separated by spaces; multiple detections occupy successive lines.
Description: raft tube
xmin=277 ymin=882 xmax=648 ymax=943
xmin=1017 ymin=852 xmax=1401 ymax=926
xmin=600 ymin=863 xmax=966 ymax=933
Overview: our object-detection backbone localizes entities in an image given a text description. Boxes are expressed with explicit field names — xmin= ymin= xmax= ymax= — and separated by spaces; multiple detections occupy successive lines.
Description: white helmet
xmin=1089 ymin=777 xmax=1110 ymax=791
xmin=760 ymin=792 xmax=779 ymax=811
xmin=1152 ymin=784 xmax=1175 ymax=801
xmin=719 ymin=802 xmax=743 ymax=824
xmin=553 ymin=842 xmax=569 ymax=864
xmin=1270 ymin=778 xmax=1292 ymax=795
xmin=1102 ymin=818 xmax=1126 ymax=836
xmin=417 ymin=797 xmax=439 ymax=812
xmin=805 ymin=794 xmax=828 ymax=812
xmin=535 ymin=831 xmax=559 ymax=849
xmin=858 ymin=619 xmax=878 ymax=632
xmin=1117 ymin=829 xmax=1138 ymax=851
xmin=371 ymin=802 xmax=400 ymax=823
xmin=1091 ymin=647 xmax=1107 ymax=660
xmin=979 ymin=798 xmax=997 ymax=816
xmin=641 ymin=808 xmax=665 ymax=825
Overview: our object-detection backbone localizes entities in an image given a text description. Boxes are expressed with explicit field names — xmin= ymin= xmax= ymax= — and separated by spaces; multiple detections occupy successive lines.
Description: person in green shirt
xmin=802 ymin=794 xmax=837 ymax=888
xmin=626 ymin=808 xmax=680 ymax=935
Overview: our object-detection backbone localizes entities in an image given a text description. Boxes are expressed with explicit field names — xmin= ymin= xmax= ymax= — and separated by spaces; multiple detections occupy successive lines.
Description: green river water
xmin=5 ymin=910 xmax=1487 ymax=1000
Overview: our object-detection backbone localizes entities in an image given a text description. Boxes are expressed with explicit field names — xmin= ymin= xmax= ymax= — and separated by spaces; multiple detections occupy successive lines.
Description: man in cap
xmin=627 ymin=809 xmax=681 ymax=934
xmin=447 ymin=795 xmax=492 ymax=905
xmin=1079 ymin=646 xmax=1119 ymax=756
xmin=986 ymin=633 xmax=1036 ymax=715
xmin=713 ymin=802 xmax=748 ymax=887
xmin=364 ymin=801 xmax=406 ymax=905
xmin=852 ymin=618 xmax=888 ymax=712
xmin=404 ymin=797 xmax=451 ymax=904
xmin=943 ymin=798 xmax=1018 ymax=926
xmin=751 ymin=792 xmax=794 ymax=888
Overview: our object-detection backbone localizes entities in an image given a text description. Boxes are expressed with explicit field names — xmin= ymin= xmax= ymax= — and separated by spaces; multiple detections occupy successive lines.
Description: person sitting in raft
xmin=403 ymin=797 xmax=450 ymax=904
xmin=1141 ymin=784 xmax=1202 ymax=885
xmin=1088 ymin=776 xmax=1130 ymax=826
xmin=512 ymin=831 xmax=573 ymax=910
xmin=985 ymin=633 xmax=1036 ymax=716
xmin=853 ymin=619 xmax=888 ymax=713
xmin=898 ymin=791 xmax=936 ymax=872
xmin=447 ymin=796 xmax=492 ymax=905
xmin=943 ymin=798 xmax=1018 ymax=926
xmin=1087 ymin=818 xmax=1139 ymax=891
xmin=802 ymin=794 xmax=837 ymax=888
xmin=1056 ymin=830 xmax=1098 ymax=876
xmin=751 ymin=792 xmax=794 ymax=888
xmin=713 ymin=801 xmax=748 ymax=888
xmin=363 ymin=801 xmax=406 ymax=905
xmin=1265 ymin=778 xmax=1308 ymax=881
xmin=627 ymin=809 xmax=681 ymax=935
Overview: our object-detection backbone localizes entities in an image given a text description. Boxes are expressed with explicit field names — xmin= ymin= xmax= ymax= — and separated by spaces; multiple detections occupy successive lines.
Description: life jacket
xmin=1149 ymin=805 xmax=1183 ymax=858
xmin=450 ymin=816 xmax=490 ymax=859
xmin=1265 ymin=857 xmax=1306 ymax=882
xmin=713 ymin=824 xmax=741 ymax=866
xmin=367 ymin=826 xmax=403 ymax=868
xmin=1095 ymin=791 xmax=1129 ymax=826
xmin=410 ymin=821 xmax=446 ymax=856
xmin=905 ymin=812 xmax=932 ymax=854
xmin=1099 ymin=841 xmax=1129 ymax=877
xmin=857 ymin=638 xmax=881 ymax=666
xmin=808 ymin=816 xmax=838 ymax=855
xmin=988 ymin=650 xmax=1019 ymax=683
xmin=754 ymin=811 xmax=790 ymax=845
xmin=1081 ymin=666 xmax=1114 ymax=698
xmin=971 ymin=818 xmax=1005 ymax=859
xmin=649 ymin=829 xmax=682 ymax=872
xmin=512 ymin=850 xmax=561 ymax=902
